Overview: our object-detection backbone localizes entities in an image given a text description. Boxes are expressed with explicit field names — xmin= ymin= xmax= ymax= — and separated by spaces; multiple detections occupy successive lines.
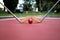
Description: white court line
xmin=0 ymin=17 xmax=60 ymax=21
xmin=0 ymin=17 xmax=25 ymax=21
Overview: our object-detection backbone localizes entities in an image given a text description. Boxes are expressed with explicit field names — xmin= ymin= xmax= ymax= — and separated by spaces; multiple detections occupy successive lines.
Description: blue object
xmin=20 ymin=6 xmax=23 ymax=13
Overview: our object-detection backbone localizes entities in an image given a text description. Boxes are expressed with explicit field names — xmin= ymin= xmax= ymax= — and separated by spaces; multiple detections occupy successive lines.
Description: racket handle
xmin=20 ymin=16 xmax=30 ymax=23
xmin=32 ymin=16 xmax=41 ymax=23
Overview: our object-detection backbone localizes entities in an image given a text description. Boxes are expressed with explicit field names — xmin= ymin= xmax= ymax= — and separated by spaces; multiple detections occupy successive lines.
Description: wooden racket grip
xmin=32 ymin=16 xmax=41 ymax=23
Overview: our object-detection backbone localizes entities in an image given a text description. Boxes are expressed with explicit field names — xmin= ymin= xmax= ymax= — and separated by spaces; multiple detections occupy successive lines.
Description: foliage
xmin=3 ymin=0 xmax=18 ymax=12
xmin=3 ymin=0 xmax=60 ymax=12
xmin=36 ymin=0 xmax=60 ymax=12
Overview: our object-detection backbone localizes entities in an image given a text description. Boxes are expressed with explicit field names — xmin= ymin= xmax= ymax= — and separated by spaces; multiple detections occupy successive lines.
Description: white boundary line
xmin=0 ymin=17 xmax=60 ymax=21
xmin=0 ymin=17 xmax=26 ymax=21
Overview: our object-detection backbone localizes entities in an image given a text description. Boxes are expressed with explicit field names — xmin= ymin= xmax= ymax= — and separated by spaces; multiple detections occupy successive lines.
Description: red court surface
xmin=0 ymin=18 xmax=60 ymax=40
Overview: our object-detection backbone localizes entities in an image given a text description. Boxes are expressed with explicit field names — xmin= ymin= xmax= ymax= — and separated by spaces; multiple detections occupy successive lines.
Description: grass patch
xmin=0 ymin=11 xmax=60 ymax=17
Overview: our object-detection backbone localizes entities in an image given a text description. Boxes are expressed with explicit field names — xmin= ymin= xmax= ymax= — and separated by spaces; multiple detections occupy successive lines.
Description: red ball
xmin=28 ymin=18 xmax=33 ymax=24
